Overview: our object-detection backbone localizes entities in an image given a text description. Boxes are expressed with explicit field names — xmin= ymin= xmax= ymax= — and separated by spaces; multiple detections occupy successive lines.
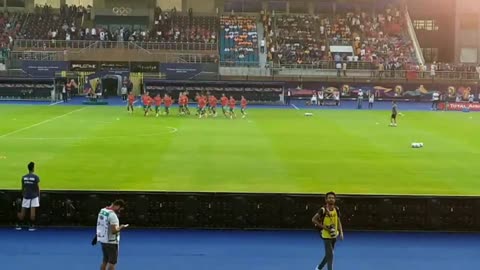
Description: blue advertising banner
xmin=22 ymin=61 xmax=69 ymax=77
xmin=159 ymin=63 xmax=218 ymax=80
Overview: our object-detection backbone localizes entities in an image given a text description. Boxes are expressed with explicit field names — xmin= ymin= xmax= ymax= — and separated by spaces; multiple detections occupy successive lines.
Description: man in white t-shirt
xmin=121 ymin=85 xmax=127 ymax=101
xmin=357 ymin=89 xmax=364 ymax=109
xmin=94 ymin=200 xmax=128 ymax=270
xmin=368 ymin=92 xmax=374 ymax=109
xmin=318 ymin=90 xmax=324 ymax=106
xmin=432 ymin=91 xmax=440 ymax=110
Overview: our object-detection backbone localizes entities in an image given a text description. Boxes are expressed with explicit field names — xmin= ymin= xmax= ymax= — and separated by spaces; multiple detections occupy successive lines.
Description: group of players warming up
xmin=126 ymin=91 xmax=248 ymax=119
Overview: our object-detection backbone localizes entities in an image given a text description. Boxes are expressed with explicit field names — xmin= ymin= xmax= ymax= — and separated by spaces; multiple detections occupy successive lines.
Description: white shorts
xmin=22 ymin=197 xmax=40 ymax=208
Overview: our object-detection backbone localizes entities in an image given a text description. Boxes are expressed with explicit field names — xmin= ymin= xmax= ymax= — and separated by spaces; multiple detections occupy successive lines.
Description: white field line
xmin=0 ymin=107 xmax=87 ymax=139
xmin=49 ymin=101 xmax=64 ymax=106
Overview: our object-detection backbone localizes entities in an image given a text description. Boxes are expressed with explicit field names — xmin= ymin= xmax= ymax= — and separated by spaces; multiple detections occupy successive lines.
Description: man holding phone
xmin=95 ymin=199 xmax=129 ymax=270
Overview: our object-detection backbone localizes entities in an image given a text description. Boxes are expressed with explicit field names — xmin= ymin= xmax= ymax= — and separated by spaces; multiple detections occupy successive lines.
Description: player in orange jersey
xmin=163 ymin=94 xmax=173 ymax=115
xmin=154 ymin=94 xmax=162 ymax=117
xmin=209 ymin=95 xmax=218 ymax=117
xmin=228 ymin=96 xmax=236 ymax=119
xmin=195 ymin=92 xmax=201 ymax=116
xmin=179 ymin=93 xmax=190 ymax=115
xmin=198 ymin=95 xmax=207 ymax=118
xmin=127 ymin=92 xmax=135 ymax=113
xmin=142 ymin=92 xmax=152 ymax=116
xmin=240 ymin=96 xmax=248 ymax=118
xmin=178 ymin=92 xmax=185 ymax=115
xmin=220 ymin=93 xmax=229 ymax=117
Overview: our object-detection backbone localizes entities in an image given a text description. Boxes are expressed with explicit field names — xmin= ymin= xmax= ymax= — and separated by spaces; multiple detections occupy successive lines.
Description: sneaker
xmin=28 ymin=225 xmax=36 ymax=232
xmin=15 ymin=224 xmax=22 ymax=231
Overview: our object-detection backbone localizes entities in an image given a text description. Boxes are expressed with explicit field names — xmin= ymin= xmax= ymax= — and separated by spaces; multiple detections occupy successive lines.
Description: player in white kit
xmin=95 ymin=200 xmax=128 ymax=270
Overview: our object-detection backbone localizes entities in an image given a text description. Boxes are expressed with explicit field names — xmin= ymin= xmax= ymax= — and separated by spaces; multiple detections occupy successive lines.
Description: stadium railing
xmin=9 ymin=51 xmax=65 ymax=61
xmin=217 ymin=62 xmax=480 ymax=82
xmin=276 ymin=62 xmax=376 ymax=70
xmin=13 ymin=39 xmax=218 ymax=51
xmin=328 ymin=38 xmax=352 ymax=46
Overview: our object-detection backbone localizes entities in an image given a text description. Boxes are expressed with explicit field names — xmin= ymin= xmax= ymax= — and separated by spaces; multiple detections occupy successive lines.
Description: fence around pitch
xmin=1 ymin=190 xmax=479 ymax=231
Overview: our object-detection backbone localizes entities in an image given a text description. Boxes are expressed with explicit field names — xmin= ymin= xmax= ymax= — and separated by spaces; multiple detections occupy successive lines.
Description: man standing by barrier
xmin=16 ymin=162 xmax=40 ymax=231
xmin=94 ymin=199 xmax=128 ymax=270
xmin=312 ymin=192 xmax=343 ymax=270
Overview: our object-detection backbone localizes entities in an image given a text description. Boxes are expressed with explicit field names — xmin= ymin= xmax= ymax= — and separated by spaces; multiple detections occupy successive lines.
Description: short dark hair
xmin=28 ymin=162 xmax=35 ymax=172
xmin=112 ymin=199 xmax=126 ymax=208
xmin=325 ymin=192 xmax=336 ymax=199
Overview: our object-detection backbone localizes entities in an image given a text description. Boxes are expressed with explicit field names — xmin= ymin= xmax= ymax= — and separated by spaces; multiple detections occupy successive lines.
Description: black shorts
xmin=101 ymin=243 xmax=118 ymax=264
xmin=391 ymin=114 xmax=397 ymax=119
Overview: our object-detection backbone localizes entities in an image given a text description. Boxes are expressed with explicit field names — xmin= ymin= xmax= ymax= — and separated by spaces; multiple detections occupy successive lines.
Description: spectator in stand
xmin=18 ymin=5 xmax=215 ymax=46
xmin=150 ymin=9 xmax=216 ymax=45
xmin=220 ymin=16 xmax=258 ymax=64
xmin=274 ymin=15 xmax=325 ymax=65
xmin=272 ymin=7 xmax=417 ymax=69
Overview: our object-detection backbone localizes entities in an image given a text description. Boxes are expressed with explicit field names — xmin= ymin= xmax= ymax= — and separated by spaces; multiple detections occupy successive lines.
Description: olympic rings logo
xmin=112 ymin=7 xmax=132 ymax=16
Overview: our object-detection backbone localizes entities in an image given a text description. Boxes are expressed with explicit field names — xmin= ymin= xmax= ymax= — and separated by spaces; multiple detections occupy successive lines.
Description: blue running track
xmin=0 ymin=96 xmax=448 ymax=112
xmin=1 ymin=228 xmax=478 ymax=270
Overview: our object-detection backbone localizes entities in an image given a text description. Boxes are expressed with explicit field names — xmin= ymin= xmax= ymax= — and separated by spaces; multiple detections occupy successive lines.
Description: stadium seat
xmin=220 ymin=15 xmax=259 ymax=66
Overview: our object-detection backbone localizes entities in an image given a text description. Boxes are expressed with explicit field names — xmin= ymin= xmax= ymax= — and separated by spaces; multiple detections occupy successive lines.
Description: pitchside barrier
xmin=0 ymin=190 xmax=479 ymax=231
xmin=0 ymin=78 xmax=55 ymax=100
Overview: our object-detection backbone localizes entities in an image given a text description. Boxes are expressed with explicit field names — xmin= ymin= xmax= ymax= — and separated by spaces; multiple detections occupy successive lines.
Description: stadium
xmin=0 ymin=0 xmax=480 ymax=269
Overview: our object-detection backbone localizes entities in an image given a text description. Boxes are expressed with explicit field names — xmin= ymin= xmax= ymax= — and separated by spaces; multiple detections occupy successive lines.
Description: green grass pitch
xmin=0 ymin=105 xmax=479 ymax=195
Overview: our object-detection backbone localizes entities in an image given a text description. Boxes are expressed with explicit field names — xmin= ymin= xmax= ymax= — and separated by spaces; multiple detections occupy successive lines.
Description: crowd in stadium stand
xmin=17 ymin=5 xmax=218 ymax=45
xmin=274 ymin=14 xmax=327 ymax=65
xmin=150 ymin=8 xmax=217 ymax=44
xmin=17 ymin=4 xmax=94 ymax=41
xmin=271 ymin=6 xmax=416 ymax=69
xmin=2 ymin=4 xmax=479 ymax=76
xmin=220 ymin=15 xmax=258 ymax=64
xmin=261 ymin=11 xmax=274 ymax=63
xmin=0 ymin=12 xmax=25 ymax=49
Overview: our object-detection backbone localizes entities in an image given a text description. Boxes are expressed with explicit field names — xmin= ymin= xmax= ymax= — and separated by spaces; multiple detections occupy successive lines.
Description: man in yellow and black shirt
xmin=311 ymin=191 xmax=344 ymax=270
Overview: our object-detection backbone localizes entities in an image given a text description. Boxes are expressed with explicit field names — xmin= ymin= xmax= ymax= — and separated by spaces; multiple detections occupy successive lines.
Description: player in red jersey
xmin=195 ymin=92 xmax=201 ymax=116
xmin=205 ymin=92 xmax=212 ymax=114
xmin=240 ymin=96 xmax=248 ymax=118
xmin=220 ymin=94 xmax=229 ymax=117
xmin=195 ymin=92 xmax=203 ymax=115
xmin=163 ymin=94 xmax=173 ymax=115
xmin=142 ymin=92 xmax=152 ymax=116
xmin=228 ymin=96 xmax=236 ymax=119
xmin=198 ymin=95 xmax=207 ymax=118
xmin=209 ymin=95 xmax=218 ymax=117
xmin=178 ymin=92 xmax=184 ymax=115
xmin=179 ymin=93 xmax=190 ymax=115
xmin=154 ymin=94 xmax=162 ymax=117
xmin=127 ymin=92 xmax=135 ymax=113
